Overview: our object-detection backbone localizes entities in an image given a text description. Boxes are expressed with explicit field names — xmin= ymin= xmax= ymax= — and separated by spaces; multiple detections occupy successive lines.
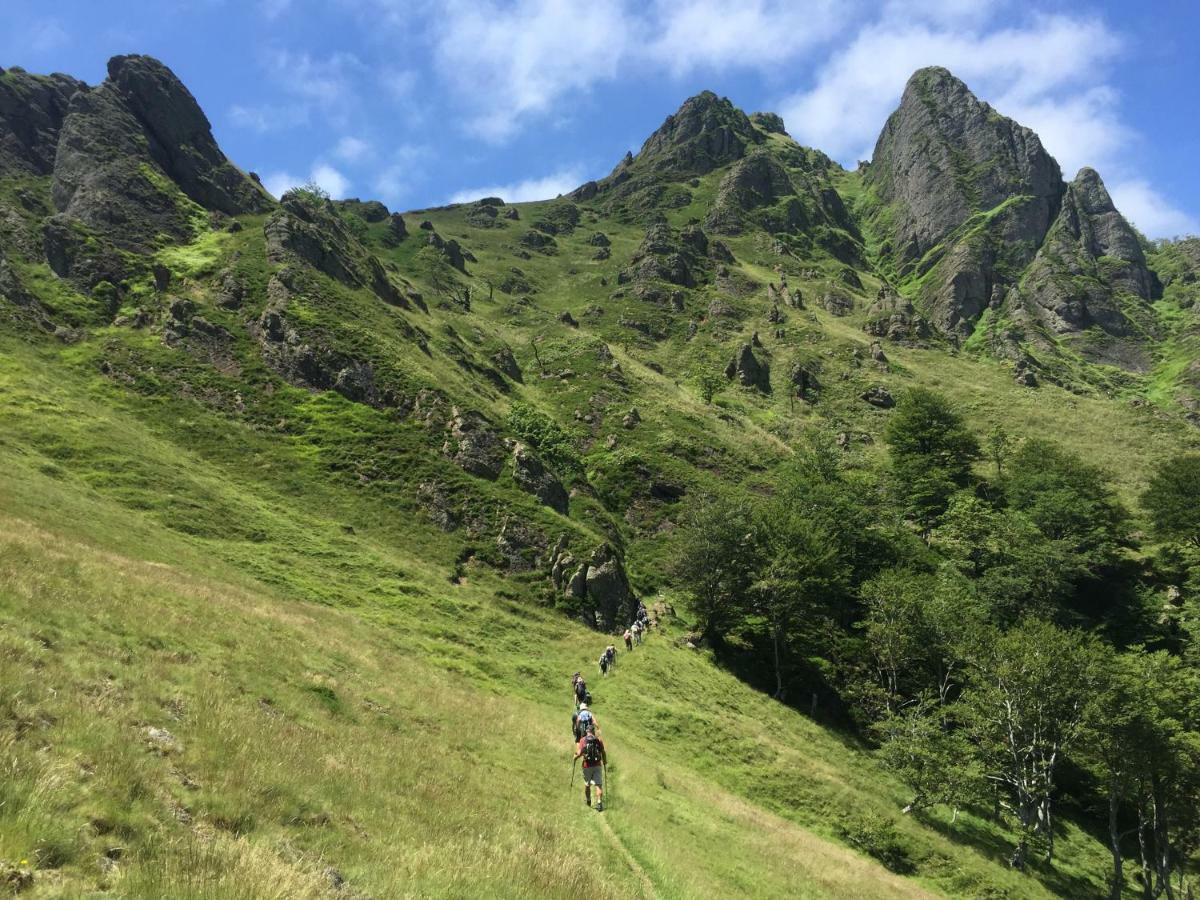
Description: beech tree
xmin=958 ymin=619 xmax=1105 ymax=868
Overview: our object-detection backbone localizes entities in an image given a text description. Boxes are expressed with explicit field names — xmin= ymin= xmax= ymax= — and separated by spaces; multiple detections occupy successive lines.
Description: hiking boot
xmin=595 ymin=801 xmax=604 ymax=812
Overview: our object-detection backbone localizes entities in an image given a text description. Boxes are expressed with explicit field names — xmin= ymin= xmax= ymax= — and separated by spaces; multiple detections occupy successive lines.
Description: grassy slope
xmin=1 ymin=336 xmax=1114 ymax=899
xmin=2 ymin=132 xmax=1196 ymax=897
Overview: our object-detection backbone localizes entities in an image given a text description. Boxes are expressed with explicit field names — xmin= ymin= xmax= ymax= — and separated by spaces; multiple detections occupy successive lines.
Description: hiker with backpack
xmin=631 ymin=620 xmax=642 ymax=645
xmin=623 ymin=628 xmax=632 ymax=651
xmin=573 ymin=702 xmax=597 ymax=740
xmin=605 ymin=644 xmax=616 ymax=672
xmin=598 ymin=650 xmax=609 ymax=677
xmin=574 ymin=725 xmax=608 ymax=811
xmin=573 ymin=673 xmax=589 ymax=707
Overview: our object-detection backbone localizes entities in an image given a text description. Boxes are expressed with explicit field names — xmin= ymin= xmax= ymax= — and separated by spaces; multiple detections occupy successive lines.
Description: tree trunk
xmin=771 ymin=620 xmax=784 ymax=701
xmin=1153 ymin=775 xmax=1175 ymax=900
xmin=1137 ymin=797 xmax=1154 ymax=900
xmin=1109 ymin=782 xmax=1124 ymax=900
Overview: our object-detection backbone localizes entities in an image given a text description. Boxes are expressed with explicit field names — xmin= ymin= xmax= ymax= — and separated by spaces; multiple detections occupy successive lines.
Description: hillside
xmin=1 ymin=55 xmax=1199 ymax=898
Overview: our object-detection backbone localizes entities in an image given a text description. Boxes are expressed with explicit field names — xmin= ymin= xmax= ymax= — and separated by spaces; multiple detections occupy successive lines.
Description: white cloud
xmin=263 ymin=171 xmax=304 ymax=200
xmin=780 ymin=13 xmax=1123 ymax=165
xmin=447 ymin=166 xmax=586 ymax=204
xmin=373 ymin=144 xmax=434 ymax=207
xmin=262 ymin=163 xmax=352 ymax=200
xmin=1110 ymin=180 xmax=1200 ymax=240
xmin=229 ymin=103 xmax=309 ymax=133
xmin=431 ymin=0 xmax=630 ymax=143
xmin=333 ymin=136 xmax=371 ymax=163
xmin=645 ymin=0 xmax=844 ymax=76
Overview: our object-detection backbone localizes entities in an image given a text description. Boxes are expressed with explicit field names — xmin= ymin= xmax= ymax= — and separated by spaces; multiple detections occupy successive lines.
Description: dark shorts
xmin=582 ymin=765 xmax=603 ymax=786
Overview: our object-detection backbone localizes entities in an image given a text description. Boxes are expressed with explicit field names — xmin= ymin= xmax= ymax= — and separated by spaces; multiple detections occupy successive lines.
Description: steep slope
xmin=1 ymin=53 xmax=1198 ymax=897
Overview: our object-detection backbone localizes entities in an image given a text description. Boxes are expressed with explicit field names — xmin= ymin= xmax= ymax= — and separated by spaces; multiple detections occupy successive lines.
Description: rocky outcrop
xmin=1013 ymin=168 xmax=1160 ymax=369
xmin=551 ymin=542 xmax=638 ymax=631
xmin=617 ymin=219 xmax=713 ymax=303
xmin=266 ymin=191 xmax=405 ymax=306
xmin=864 ymin=292 xmax=932 ymax=344
xmin=866 ymin=68 xmax=1065 ymax=338
xmin=256 ymin=274 xmax=394 ymax=407
xmin=750 ymin=111 xmax=786 ymax=135
xmin=103 ymin=55 xmax=271 ymax=216
xmin=705 ymin=151 xmax=796 ymax=234
xmin=725 ymin=343 xmax=770 ymax=392
xmin=512 ymin=444 xmax=568 ymax=514
xmin=867 ymin=67 xmax=1063 ymax=273
xmin=443 ymin=408 xmax=505 ymax=479
xmin=51 ymin=55 xmax=269 ymax=253
xmin=631 ymin=91 xmax=761 ymax=178
xmin=0 ymin=67 xmax=85 ymax=175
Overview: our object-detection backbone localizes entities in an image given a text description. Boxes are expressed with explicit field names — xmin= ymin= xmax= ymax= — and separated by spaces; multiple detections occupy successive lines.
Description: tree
xmin=884 ymin=388 xmax=980 ymax=483
xmin=1143 ymin=454 xmax=1200 ymax=547
xmin=958 ymin=619 xmax=1106 ymax=868
xmin=692 ymin=369 xmax=726 ymax=405
xmin=876 ymin=696 xmax=982 ymax=817
xmin=752 ymin=502 xmax=850 ymax=701
xmin=987 ymin=425 xmax=1013 ymax=479
xmin=884 ymin=389 xmax=979 ymax=534
xmin=671 ymin=493 xmax=758 ymax=645
xmin=1004 ymin=439 xmax=1130 ymax=575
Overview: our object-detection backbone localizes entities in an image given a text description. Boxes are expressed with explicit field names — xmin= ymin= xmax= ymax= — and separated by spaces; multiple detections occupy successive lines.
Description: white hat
xmin=579 ymin=703 xmax=588 ymax=711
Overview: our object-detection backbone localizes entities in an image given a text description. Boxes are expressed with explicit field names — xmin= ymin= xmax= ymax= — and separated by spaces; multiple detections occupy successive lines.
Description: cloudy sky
xmin=4 ymin=0 xmax=1198 ymax=237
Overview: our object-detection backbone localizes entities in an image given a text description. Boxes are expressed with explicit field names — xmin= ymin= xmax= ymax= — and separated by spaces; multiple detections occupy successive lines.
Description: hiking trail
xmin=597 ymin=812 xmax=658 ymax=899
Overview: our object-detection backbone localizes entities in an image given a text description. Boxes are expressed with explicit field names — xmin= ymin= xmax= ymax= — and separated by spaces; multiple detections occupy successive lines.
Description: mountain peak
xmin=634 ymin=90 xmax=761 ymax=177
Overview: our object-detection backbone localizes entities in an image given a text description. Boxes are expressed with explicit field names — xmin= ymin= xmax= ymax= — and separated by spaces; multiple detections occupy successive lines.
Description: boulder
xmin=725 ymin=344 xmax=770 ymax=392
xmin=861 ymin=386 xmax=895 ymax=408
xmin=443 ymin=408 xmax=504 ymax=479
xmin=512 ymin=444 xmax=569 ymax=514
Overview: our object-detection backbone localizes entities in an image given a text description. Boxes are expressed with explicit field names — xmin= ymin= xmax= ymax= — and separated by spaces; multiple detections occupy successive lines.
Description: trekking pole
xmin=570 ymin=756 xmax=578 ymax=788
xmin=603 ymin=761 xmax=610 ymax=808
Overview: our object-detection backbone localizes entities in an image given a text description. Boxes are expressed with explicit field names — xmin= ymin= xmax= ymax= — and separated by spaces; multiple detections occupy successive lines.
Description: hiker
xmin=631 ymin=620 xmax=642 ymax=645
xmin=574 ymin=724 xmax=608 ymax=811
xmin=574 ymin=674 xmax=589 ymax=707
xmin=606 ymin=644 xmax=617 ymax=671
xmin=623 ymin=628 xmax=632 ymax=651
xmin=573 ymin=702 xmax=596 ymax=740
xmin=599 ymin=650 xmax=609 ymax=677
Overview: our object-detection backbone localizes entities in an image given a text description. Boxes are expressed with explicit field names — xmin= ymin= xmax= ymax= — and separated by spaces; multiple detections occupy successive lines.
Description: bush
xmin=835 ymin=813 xmax=915 ymax=874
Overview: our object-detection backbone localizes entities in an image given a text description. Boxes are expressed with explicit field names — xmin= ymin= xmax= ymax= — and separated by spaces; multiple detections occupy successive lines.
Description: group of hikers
xmin=570 ymin=601 xmax=653 ymax=812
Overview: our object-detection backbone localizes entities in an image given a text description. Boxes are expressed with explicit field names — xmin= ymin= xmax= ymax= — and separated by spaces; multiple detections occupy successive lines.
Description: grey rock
xmin=443 ymin=408 xmax=504 ymax=479
xmin=860 ymin=385 xmax=895 ymax=408
xmin=512 ymin=444 xmax=569 ymax=514
xmin=724 ymin=343 xmax=770 ymax=392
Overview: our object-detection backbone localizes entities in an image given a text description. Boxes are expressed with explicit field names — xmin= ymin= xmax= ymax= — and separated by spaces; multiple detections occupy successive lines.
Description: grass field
xmin=0 ymin=335 xmax=1126 ymax=898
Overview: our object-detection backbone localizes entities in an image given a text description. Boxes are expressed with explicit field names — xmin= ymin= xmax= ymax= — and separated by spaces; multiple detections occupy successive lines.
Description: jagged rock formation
xmin=551 ymin=542 xmax=638 ymax=631
xmin=443 ymin=408 xmax=505 ymax=479
xmin=0 ymin=67 xmax=85 ymax=175
xmin=725 ymin=343 xmax=770 ymax=392
xmin=51 ymin=55 xmax=269 ymax=254
xmin=266 ymin=191 xmax=406 ymax=306
xmin=866 ymin=67 xmax=1064 ymax=337
xmin=512 ymin=444 xmax=569 ymax=514
xmin=1014 ymin=167 xmax=1160 ymax=368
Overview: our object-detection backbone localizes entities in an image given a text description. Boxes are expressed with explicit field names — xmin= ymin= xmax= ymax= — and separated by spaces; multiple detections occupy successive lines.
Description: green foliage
xmin=506 ymin=401 xmax=579 ymax=474
xmin=1142 ymin=454 xmax=1200 ymax=546
xmin=670 ymin=492 xmax=758 ymax=643
xmin=691 ymin=368 xmax=726 ymax=405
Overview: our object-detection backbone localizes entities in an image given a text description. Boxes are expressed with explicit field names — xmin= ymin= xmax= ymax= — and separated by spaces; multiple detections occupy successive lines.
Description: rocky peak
xmin=1058 ymin=167 xmax=1152 ymax=294
xmin=103 ymin=55 xmax=270 ymax=216
xmin=0 ymin=67 xmax=85 ymax=175
xmin=750 ymin=111 xmax=786 ymax=135
xmin=868 ymin=66 xmax=1063 ymax=269
xmin=633 ymin=90 xmax=761 ymax=178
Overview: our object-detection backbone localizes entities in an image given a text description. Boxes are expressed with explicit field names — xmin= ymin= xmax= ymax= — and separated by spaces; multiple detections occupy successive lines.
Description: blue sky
xmin=3 ymin=0 xmax=1198 ymax=237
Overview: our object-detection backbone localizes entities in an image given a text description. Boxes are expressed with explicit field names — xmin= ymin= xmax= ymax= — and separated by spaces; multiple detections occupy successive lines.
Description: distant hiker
xmin=623 ymin=629 xmax=632 ymax=651
xmin=631 ymin=621 xmax=642 ymax=645
xmin=574 ymin=727 xmax=608 ymax=811
xmin=574 ymin=702 xmax=596 ymax=740
xmin=605 ymin=644 xmax=616 ymax=670
xmin=599 ymin=651 xmax=609 ymax=677
xmin=574 ymin=675 xmax=588 ymax=707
